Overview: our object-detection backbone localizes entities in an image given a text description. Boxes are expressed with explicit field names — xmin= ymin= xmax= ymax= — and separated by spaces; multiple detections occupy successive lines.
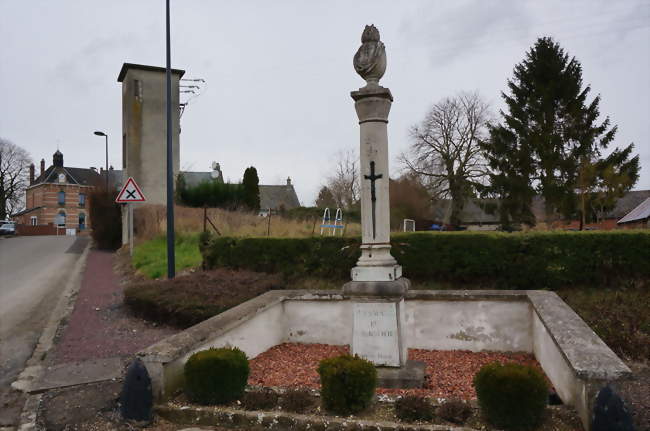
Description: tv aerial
xmin=179 ymin=78 xmax=206 ymax=118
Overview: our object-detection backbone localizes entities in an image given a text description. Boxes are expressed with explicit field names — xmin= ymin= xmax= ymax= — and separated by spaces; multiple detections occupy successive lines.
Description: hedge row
xmin=199 ymin=231 xmax=650 ymax=289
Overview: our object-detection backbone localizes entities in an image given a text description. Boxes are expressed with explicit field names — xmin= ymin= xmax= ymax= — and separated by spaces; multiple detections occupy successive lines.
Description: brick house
xmin=13 ymin=150 xmax=105 ymax=232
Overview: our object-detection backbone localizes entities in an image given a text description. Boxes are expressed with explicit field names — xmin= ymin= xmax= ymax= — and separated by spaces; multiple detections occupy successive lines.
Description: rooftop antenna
xmin=179 ymin=77 xmax=207 ymax=119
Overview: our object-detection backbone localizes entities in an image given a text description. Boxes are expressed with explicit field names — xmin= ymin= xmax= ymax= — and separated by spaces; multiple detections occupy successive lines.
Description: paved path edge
xmin=12 ymin=241 xmax=91 ymax=431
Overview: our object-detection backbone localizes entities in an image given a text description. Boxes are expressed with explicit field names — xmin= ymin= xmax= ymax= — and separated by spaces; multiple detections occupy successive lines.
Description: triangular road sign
xmin=116 ymin=177 xmax=146 ymax=203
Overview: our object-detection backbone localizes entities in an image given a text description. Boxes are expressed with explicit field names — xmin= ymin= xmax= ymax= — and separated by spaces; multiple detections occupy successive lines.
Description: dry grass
xmin=133 ymin=204 xmax=361 ymax=241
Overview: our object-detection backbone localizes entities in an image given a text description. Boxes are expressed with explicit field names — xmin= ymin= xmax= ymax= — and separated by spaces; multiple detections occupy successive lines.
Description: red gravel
xmin=50 ymin=249 xmax=179 ymax=364
xmin=249 ymin=343 xmax=546 ymax=400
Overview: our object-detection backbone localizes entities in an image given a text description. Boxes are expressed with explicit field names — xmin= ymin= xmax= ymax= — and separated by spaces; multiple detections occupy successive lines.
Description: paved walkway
xmin=37 ymin=248 xmax=180 ymax=430
xmin=50 ymin=249 xmax=177 ymax=365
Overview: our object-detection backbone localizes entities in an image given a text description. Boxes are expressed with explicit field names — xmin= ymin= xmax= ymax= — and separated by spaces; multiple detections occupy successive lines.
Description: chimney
xmin=40 ymin=159 xmax=45 ymax=175
xmin=287 ymin=177 xmax=292 ymax=186
xmin=29 ymin=163 xmax=35 ymax=184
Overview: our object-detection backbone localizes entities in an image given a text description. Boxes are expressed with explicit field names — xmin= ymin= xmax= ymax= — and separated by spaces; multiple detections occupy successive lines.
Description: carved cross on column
xmin=364 ymin=160 xmax=383 ymax=239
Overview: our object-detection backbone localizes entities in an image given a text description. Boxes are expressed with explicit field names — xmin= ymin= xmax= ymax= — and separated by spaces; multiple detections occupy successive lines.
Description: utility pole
xmin=165 ymin=0 xmax=175 ymax=279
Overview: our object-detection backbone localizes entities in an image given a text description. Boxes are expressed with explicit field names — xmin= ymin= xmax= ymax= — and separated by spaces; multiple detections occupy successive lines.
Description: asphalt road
xmin=0 ymin=235 xmax=88 ymax=425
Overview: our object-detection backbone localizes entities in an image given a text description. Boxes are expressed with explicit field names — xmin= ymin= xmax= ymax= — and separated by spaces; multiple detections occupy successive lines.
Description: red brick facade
xmin=13 ymin=151 xmax=102 ymax=233
xmin=15 ymin=183 xmax=93 ymax=231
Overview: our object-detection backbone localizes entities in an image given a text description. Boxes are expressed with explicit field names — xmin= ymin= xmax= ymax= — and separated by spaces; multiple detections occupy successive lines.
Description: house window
xmin=31 ymin=216 xmax=37 ymax=226
xmin=57 ymin=211 xmax=66 ymax=227
xmin=78 ymin=213 xmax=86 ymax=230
xmin=79 ymin=193 xmax=86 ymax=207
xmin=58 ymin=191 xmax=65 ymax=206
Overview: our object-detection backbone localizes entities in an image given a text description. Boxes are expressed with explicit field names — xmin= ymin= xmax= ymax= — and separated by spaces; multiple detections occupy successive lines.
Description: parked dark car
xmin=0 ymin=223 xmax=16 ymax=235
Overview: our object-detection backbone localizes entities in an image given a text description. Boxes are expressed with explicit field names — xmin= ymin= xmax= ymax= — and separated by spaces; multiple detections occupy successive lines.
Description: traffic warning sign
xmin=116 ymin=177 xmax=146 ymax=203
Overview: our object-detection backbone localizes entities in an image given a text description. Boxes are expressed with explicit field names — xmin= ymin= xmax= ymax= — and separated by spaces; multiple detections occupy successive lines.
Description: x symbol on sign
xmin=126 ymin=190 xmax=136 ymax=199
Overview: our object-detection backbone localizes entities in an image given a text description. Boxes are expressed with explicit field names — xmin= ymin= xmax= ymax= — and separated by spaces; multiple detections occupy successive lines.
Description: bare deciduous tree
xmin=400 ymin=92 xmax=490 ymax=226
xmin=0 ymin=138 xmax=32 ymax=219
xmin=324 ymin=149 xmax=360 ymax=209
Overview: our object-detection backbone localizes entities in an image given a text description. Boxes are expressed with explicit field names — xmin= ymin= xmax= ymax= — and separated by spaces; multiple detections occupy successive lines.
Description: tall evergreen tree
xmin=315 ymin=186 xmax=336 ymax=209
xmin=242 ymin=166 xmax=260 ymax=211
xmin=482 ymin=37 xmax=634 ymax=226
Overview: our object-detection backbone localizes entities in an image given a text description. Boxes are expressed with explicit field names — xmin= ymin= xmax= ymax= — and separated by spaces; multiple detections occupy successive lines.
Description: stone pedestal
xmin=350 ymin=85 xmax=402 ymax=283
xmin=344 ymin=25 xmax=423 ymax=389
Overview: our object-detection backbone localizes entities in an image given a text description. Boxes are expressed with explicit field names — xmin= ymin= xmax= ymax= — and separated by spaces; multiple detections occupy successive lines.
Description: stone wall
xmin=138 ymin=290 xmax=631 ymax=431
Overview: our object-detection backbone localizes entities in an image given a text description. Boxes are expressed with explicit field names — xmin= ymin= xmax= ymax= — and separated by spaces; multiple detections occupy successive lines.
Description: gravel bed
xmin=248 ymin=342 xmax=545 ymax=399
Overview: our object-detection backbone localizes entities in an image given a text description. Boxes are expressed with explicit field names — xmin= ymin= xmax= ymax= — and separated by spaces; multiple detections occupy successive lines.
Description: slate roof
xmin=182 ymin=171 xmax=213 ymax=188
xmin=606 ymin=190 xmax=650 ymax=218
xmin=430 ymin=190 xmax=650 ymax=225
xmin=31 ymin=165 xmax=102 ymax=187
xmin=259 ymin=185 xmax=301 ymax=210
xmin=617 ymin=197 xmax=650 ymax=224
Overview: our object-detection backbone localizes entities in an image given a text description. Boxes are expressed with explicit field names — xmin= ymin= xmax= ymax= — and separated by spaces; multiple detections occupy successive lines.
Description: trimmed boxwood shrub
xmin=317 ymin=355 xmax=377 ymax=414
xmin=200 ymin=231 xmax=650 ymax=289
xmin=473 ymin=362 xmax=548 ymax=430
xmin=394 ymin=395 xmax=435 ymax=422
xmin=184 ymin=347 xmax=249 ymax=405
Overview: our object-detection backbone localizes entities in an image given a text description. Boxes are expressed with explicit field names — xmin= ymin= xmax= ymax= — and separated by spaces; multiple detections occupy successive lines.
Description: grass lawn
xmin=132 ymin=233 xmax=202 ymax=279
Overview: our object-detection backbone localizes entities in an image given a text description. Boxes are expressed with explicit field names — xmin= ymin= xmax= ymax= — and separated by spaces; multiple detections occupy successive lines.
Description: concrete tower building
xmin=118 ymin=63 xmax=184 ymax=245
xmin=117 ymin=63 xmax=185 ymax=205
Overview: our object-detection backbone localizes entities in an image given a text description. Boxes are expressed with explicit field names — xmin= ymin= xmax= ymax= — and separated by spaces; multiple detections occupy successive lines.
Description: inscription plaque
xmin=352 ymin=301 xmax=402 ymax=367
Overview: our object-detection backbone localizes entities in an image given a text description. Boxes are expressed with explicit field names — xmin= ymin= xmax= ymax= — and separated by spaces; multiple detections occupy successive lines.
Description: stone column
xmin=343 ymin=26 xmax=420 ymax=387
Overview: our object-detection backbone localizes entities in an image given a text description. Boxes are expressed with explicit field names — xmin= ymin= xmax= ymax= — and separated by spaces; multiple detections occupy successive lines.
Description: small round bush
xmin=184 ymin=347 xmax=249 ymax=405
xmin=317 ymin=354 xmax=377 ymax=414
xmin=473 ymin=362 xmax=548 ymax=430
xmin=394 ymin=395 xmax=434 ymax=422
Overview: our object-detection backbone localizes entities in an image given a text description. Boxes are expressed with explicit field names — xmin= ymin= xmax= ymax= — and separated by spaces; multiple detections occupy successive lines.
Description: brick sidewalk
xmin=50 ymin=248 xmax=178 ymax=365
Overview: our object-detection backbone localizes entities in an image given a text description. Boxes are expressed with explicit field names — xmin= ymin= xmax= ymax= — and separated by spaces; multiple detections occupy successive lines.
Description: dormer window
xmin=58 ymin=173 xmax=66 ymax=183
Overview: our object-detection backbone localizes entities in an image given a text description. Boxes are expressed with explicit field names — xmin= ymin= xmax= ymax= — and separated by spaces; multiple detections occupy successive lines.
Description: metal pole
xmin=105 ymin=134 xmax=109 ymax=191
xmin=165 ymin=0 xmax=175 ymax=278
xmin=129 ymin=204 xmax=134 ymax=256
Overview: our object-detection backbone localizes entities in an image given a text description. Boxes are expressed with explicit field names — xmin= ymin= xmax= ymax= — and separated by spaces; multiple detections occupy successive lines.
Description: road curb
xmin=12 ymin=240 xmax=91 ymax=430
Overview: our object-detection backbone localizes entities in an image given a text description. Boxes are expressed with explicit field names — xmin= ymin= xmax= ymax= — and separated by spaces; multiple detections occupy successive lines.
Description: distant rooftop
xmin=117 ymin=63 xmax=185 ymax=82
xmin=617 ymin=197 xmax=650 ymax=224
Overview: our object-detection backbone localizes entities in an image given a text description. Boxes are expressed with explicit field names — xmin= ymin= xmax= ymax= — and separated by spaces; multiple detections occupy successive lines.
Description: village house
xmin=182 ymin=163 xmax=300 ymax=216
xmin=429 ymin=190 xmax=650 ymax=230
xmin=13 ymin=150 xmax=119 ymax=233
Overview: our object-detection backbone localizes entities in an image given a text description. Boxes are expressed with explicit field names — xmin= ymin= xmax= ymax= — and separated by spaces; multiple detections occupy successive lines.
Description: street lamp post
xmin=93 ymin=131 xmax=109 ymax=191
xmin=165 ymin=0 xmax=176 ymax=279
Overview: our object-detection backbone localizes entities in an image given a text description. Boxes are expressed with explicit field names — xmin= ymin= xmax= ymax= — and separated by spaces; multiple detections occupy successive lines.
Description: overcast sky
xmin=1 ymin=0 xmax=648 ymax=205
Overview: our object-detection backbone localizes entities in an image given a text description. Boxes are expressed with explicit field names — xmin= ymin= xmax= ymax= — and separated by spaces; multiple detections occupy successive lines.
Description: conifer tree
xmin=482 ymin=37 xmax=636 ymax=226
xmin=242 ymin=167 xmax=260 ymax=211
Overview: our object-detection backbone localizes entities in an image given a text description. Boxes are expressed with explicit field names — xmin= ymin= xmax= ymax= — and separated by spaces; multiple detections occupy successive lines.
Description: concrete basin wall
xmin=138 ymin=289 xmax=631 ymax=431
xmin=406 ymin=299 xmax=532 ymax=352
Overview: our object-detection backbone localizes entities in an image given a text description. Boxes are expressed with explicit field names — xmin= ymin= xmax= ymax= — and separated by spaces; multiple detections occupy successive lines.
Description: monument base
xmin=377 ymin=360 xmax=426 ymax=389
xmin=351 ymin=264 xmax=402 ymax=282
xmin=343 ymin=277 xmax=410 ymax=297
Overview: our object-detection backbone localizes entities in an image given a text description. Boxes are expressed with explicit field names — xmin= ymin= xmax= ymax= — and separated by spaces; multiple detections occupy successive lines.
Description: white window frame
xmin=30 ymin=216 xmax=37 ymax=226
xmin=57 ymin=211 xmax=66 ymax=227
